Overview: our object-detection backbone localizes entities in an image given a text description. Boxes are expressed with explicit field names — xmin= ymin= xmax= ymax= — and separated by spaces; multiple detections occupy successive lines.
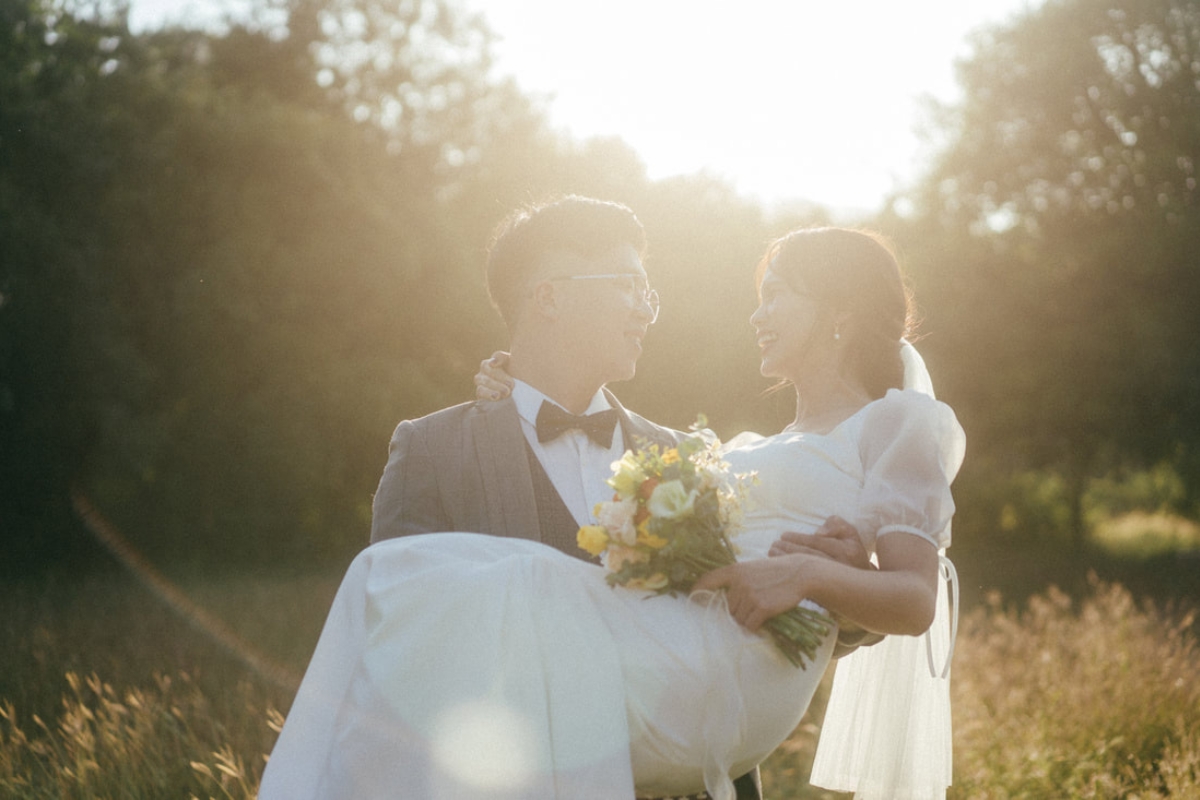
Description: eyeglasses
xmin=552 ymin=273 xmax=661 ymax=323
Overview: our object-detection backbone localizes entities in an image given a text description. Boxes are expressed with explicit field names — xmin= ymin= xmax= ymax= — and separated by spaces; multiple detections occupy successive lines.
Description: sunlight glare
xmin=468 ymin=0 xmax=1033 ymax=211
xmin=130 ymin=0 xmax=1034 ymax=210
xmin=431 ymin=699 xmax=538 ymax=790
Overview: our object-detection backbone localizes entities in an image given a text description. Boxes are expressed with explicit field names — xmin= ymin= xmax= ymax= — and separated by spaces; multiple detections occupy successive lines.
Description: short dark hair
xmin=485 ymin=195 xmax=646 ymax=329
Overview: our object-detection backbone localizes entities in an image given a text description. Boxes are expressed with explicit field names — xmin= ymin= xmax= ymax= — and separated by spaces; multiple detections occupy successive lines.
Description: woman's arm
xmin=693 ymin=531 xmax=938 ymax=636
xmin=474 ymin=351 xmax=514 ymax=400
xmin=769 ymin=515 xmax=874 ymax=568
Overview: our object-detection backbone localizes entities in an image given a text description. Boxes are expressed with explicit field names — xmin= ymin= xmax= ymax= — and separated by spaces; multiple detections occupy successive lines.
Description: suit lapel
xmin=604 ymin=388 xmax=678 ymax=450
xmin=467 ymin=392 xmax=672 ymax=543
xmin=468 ymin=399 xmax=541 ymax=541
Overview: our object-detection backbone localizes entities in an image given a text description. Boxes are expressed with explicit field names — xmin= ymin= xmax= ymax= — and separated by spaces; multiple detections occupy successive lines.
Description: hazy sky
xmin=130 ymin=0 xmax=1035 ymax=213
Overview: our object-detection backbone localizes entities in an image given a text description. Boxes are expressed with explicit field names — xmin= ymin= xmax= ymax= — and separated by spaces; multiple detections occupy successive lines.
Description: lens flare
xmin=430 ymin=699 xmax=537 ymax=790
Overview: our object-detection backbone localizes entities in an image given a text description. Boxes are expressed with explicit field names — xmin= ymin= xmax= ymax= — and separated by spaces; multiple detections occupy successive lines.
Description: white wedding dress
xmin=259 ymin=388 xmax=964 ymax=800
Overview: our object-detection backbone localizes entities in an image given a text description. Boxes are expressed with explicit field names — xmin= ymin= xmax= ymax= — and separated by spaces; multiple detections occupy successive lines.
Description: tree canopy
xmin=2 ymin=0 xmax=1197 ymax=572
xmin=891 ymin=0 xmax=1200 ymax=541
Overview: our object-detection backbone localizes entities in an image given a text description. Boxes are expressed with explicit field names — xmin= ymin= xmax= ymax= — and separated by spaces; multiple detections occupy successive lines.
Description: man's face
xmin=543 ymin=243 xmax=658 ymax=386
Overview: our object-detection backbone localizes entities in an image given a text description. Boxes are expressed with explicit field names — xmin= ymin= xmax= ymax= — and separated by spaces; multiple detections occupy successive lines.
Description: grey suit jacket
xmin=370 ymin=389 xmax=680 ymax=546
xmin=368 ymin=390 xmax=764 ymax=799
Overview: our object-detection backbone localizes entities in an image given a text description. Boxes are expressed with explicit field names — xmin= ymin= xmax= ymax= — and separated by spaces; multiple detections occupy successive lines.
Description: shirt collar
xmin=512 ymin=380 xmax=612 ymax=426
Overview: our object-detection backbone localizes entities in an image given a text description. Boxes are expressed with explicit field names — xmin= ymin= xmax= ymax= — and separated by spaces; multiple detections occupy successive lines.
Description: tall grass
xmin=731 ymin=575 xmax=1200 ymax=799
xmin=950 ymin=576 xmax=1200 ymax=798
xmin=0 ymin=570 xmax=329 ymax=799
xmin=0 ymin=672 xmax=275 ymax=799
xmin=1 ymin=572 xmax=1196 ymax=798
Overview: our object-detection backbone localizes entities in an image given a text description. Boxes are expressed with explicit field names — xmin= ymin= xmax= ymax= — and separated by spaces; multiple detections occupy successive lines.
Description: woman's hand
xmin=769 ymin=515 xmax=874 ymax=570
xmin=693 ymin=556 xmax=812 ymax=632
xmin=474 ymin=351 xmax=514 ymax=400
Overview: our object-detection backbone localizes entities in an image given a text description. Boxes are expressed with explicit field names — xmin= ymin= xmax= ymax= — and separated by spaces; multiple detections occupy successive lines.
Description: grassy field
xmin=2 ymin=556 xmax=1198 ymax=798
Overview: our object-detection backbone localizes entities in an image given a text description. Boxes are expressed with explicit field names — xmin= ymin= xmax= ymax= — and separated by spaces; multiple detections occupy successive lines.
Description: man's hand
xmin=693 ymin=556 xmax=812 ymax=633
xmin=769 ymin=515 xmax=873 ymax=570
xmin=770 ymin=516 xmax=886 ymax=657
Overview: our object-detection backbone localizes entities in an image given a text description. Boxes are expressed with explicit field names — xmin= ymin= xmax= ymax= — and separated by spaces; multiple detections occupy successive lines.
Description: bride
xmin=258 ymin=227 xmax=964 ymax=800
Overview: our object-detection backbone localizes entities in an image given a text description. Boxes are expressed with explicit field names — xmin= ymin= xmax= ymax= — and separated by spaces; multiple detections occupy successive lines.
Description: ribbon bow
xmin=535 ymin=401 xmax=619 ymax=449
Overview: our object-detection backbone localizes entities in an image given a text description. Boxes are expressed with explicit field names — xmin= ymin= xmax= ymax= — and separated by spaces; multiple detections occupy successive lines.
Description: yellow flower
xmin=637 ymin=526 xmax=669 ymax=549
xmin=643 ymin=572 xmax=670 ymax=591
xmin=608 ymin=452 xmax=647 ymax=498
xmin=625 ymin=572 xmax=669 ymax=592
xmin=661 ymin=448 xmax=681 ymax=465
xmin=576 ymin=525 xmax=610 ymax=557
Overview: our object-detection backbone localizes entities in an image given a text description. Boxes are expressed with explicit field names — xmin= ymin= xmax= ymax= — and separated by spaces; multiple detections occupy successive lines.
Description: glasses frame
xmin=550 ymin=273 xmax=660 ymax=323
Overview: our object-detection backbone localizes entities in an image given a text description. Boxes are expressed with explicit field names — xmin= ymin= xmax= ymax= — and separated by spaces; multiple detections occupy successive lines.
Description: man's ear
xmin=530 ymin=280 xmax=562 ymax=321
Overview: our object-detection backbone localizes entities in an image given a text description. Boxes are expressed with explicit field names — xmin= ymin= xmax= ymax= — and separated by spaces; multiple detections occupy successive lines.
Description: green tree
xmin=0 ymin=0 xmax=537 ymax=569
xmin=0 ymin=0 xmax=158 ymax=570
xmin=891 ymin=0 xmax=1200 ymax=544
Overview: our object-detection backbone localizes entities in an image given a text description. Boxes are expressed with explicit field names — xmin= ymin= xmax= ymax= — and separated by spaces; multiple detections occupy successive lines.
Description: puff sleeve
xmin=852 ymin=389 xmax=965 ymax=553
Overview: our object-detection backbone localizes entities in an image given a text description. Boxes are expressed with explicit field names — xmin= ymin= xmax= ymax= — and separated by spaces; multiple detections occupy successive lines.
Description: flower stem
xmin=765 ymin=606 xmax=835 ymax=669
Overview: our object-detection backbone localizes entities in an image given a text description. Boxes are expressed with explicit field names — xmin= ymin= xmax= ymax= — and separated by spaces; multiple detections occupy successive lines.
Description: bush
xmin=951 ymin=463 xmax=1075 ymax=551
xmin=1084 ymin=463 xmax=1188 ymax=524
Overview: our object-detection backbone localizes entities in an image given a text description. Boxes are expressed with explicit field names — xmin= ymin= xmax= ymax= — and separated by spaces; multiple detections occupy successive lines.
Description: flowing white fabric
xmin=259 ymin=532 xmax=835 ymax=800
xmin=260 ymin=383 xmax=963 ymax=799
xmin=259 ymin=536 xmax=638 ymax=800
xmin=809 ymin=341 xmax=963 ymax=800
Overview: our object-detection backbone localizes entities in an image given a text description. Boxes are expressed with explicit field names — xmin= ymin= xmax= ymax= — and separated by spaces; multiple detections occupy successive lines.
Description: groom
xmin=370 ymin=195 xmax=764 ymax=800
xmin=370 ymin=196 xmax=676 ymax=560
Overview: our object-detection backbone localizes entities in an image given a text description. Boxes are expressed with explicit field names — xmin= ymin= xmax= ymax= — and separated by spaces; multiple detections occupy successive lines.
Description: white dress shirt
xmin=511 ymin=380 xmax=625 ymax=527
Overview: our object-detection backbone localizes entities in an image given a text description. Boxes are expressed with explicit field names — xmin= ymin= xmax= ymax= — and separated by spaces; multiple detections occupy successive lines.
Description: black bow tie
xmin=535 ymin=401 xmax=619 ymax=448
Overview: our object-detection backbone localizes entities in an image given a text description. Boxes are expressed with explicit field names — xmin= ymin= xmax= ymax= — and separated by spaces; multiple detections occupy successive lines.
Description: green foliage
xmin=888 ymin=0 xmax=1200 ymax=549
xmin=990 ymin=468 xmax=1075 ymax=544
xmin=1085 ymin=462 xmax=1189 ymax=522
xmin=4 ymin=0 xmax=1200 ymax=573
xmin=0 ymin=0 xmax=133 ymax=549
xmin=0 ymin=0 xmax=518 ymax=569
xmin=934 ymin=0 xmax=1200 ymax=229
xmin=1 ymin=0 xmax=810 ymax=571
xmin=1083 ymin=463 xmax=1200 ymax=558
xmin=951 ymin=466 xmax=1200 ymax=589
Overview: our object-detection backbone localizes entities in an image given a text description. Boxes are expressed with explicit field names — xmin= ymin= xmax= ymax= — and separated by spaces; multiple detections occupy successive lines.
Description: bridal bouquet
xmin=577 ymin=425 xmax=833 ymax=669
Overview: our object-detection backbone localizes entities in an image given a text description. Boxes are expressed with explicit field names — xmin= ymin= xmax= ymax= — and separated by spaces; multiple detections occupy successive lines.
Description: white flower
xmin=608 ymin=452 xmax=646 ymax=498
xmin=696 ymin=462 xmax=725 ymax=491
xmin=596 ymin=497 xmax=638 ymax=545
xmin=647 ymin=480 xmax=698 ymax=520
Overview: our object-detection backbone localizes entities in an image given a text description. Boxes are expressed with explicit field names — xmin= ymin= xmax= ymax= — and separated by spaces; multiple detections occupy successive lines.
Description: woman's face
xmin=749 ymin=265 xmax=825 ymax=381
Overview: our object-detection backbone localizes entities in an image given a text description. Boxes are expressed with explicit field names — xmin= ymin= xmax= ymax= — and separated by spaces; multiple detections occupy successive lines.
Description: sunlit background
xmin=3 ymin=0 xmax=1199 ymax=795
xmin=129 ymin=0 xmax=1032 ymax=212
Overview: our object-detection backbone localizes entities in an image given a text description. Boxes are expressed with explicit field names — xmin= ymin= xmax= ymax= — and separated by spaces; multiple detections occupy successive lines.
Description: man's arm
xmin=370 ymin=419 xmax=450 ymax=543
xmin=770 ymin=516 xmax=886 ymax=658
